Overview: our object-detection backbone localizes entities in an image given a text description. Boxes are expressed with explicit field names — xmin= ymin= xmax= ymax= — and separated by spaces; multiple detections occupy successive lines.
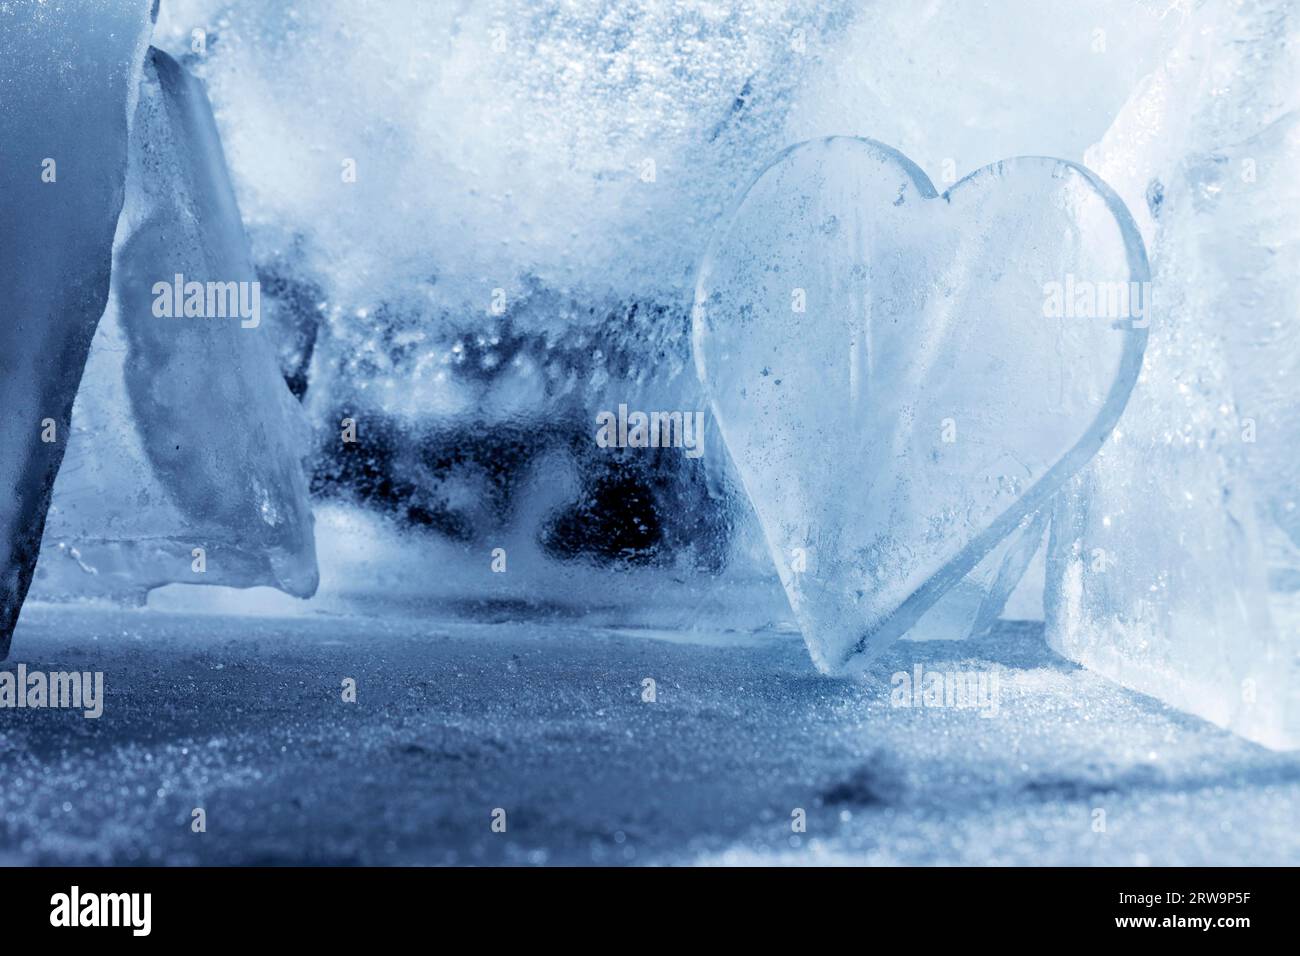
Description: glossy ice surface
xmin=694 ymin=138 xmax=1147 ymax=673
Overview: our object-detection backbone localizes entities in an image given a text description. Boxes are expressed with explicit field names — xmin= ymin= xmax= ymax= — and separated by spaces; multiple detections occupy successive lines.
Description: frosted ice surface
xmin=150 ymin=0 xmax=1176 ymax=329
xmin=787 ymin=0 xmax=1182 ymax=189
xmin=694 ymin=137 xmax=1147 ymax=674
xmin=1190 ymin=114 xmax=1300 ymax=565
xmin=143 ymin=1 xmax=1179 ymax=609
xmin=34 ymin=49 xmax=318 ymax=604
xmin=1046 ymin=0 xmax=1300 ymax=749
xmin=0 ymin=0 xmax=155 ymax=656
xmin=153 ymin=0 xmax=839 ymax=350
xmin=146 ymin=2 xmax=842 ymax=598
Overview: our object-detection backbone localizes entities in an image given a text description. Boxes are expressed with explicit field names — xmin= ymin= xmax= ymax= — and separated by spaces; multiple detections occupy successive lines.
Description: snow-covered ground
xmin=2 ymin=603 xmax=1296 ymax=866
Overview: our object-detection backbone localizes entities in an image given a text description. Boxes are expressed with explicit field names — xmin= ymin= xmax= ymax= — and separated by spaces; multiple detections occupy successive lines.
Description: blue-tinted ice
xmin=693 ymin=138 xmax=1148 ymax=673
xmin=1045 ymin=0 xmax=1300 ymax=750
xmin=0 ymin=0 xmax=155 ymax=656
xmin=35 ymin=49 xmax=319 ymax=604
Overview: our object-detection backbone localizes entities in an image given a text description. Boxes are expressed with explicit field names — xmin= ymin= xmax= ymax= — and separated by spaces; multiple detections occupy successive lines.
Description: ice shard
xmin=1045 ymin=0 xmax=1300 ymax=749
xmin=0 ymin=1 xmax=156 ymax=657
xmin=33 ymin=48 xmax=319 ymax=605
xmin=693 ymin=137 xmax=1147 ymax=673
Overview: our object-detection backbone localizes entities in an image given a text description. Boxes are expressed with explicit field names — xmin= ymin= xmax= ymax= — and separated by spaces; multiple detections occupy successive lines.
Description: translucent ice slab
xmin=1045 ymin=0 xmax=1300 ymax=749
xmin=0 ymin=0 xmax=155 ymax=655
xmin=35 ymin=49 xmax=318 ymax=604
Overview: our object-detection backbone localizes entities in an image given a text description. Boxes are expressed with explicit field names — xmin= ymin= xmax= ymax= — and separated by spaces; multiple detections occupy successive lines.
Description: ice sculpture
xmin=694 ymin=137 xmax=1147 ymax=674
xmin=0 ymin=0 xmax=156 ymax=657
xmin=145 ymin=1 xmax=1171 ymax=617
xmin=1045 ymin=0 xmax=1300 ymax=749
xmin=33 ymin=48 xmax=319 ymax=604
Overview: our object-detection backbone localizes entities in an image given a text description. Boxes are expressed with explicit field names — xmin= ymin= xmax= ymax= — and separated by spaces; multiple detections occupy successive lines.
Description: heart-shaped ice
xmin=693 ymin=137 xmax=1148 ymax=674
